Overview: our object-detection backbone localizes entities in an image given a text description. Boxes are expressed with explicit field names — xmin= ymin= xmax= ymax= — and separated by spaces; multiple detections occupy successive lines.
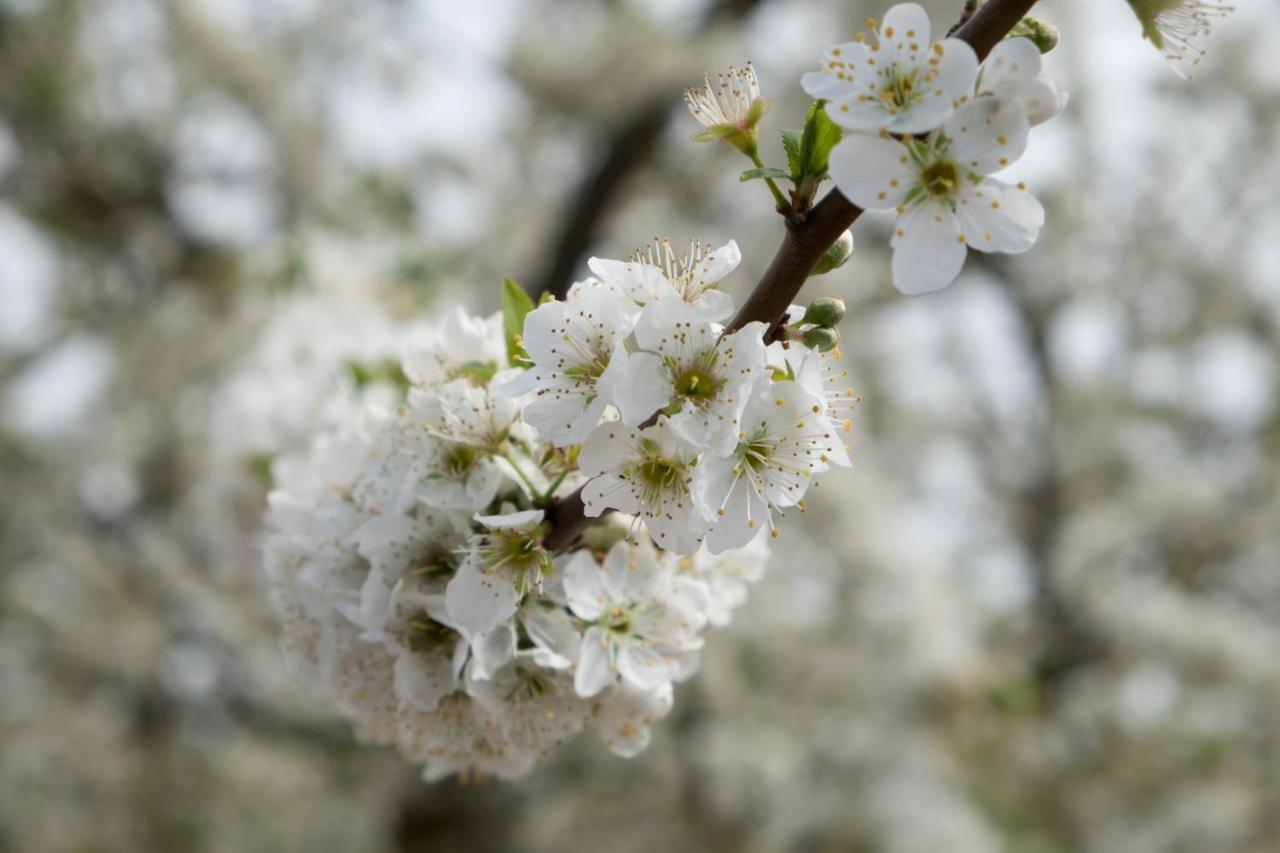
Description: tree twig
xmin=948 ymin=0 xmax=981 ymax=37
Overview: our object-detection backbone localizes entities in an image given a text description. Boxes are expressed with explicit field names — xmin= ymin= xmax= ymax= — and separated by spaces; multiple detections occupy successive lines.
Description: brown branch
xmin=544 ymin=0 xmax=1041 ymax=552
xmin=948 ymin=0 xmax=981 ymax=37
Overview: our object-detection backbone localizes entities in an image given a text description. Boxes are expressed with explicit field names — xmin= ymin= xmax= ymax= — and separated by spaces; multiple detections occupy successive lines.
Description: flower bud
xmin=1007 ymin=17 xmax=1060 ymax=54
xmin=810 ymin=230 xmax=854 ymax=276
xmin=802 ymin=296 xmax=846 ymax=328
xmin=802 ymin=326 xmax=841 ymax=353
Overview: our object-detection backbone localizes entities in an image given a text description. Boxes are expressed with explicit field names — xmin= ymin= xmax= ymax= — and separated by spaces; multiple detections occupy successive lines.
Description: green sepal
xmin=502 ymin=277 xmax=536 ymax=366
xmin=691 ymin=124 xmax=748 ymax=143
xmin=1006 ymin=17 xmax=1060 ymax=53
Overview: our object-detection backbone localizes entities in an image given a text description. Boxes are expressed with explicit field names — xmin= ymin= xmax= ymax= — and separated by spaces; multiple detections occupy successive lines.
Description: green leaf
xmin=798 ymin=100 xmax=842 ymax=179
xmin=739 ymin=166 xmax=791 ymax=183
xmin=502 ymin=277 xmax=535 ymax=366
xmin=781 ymin=128 xmax=803 ymax=178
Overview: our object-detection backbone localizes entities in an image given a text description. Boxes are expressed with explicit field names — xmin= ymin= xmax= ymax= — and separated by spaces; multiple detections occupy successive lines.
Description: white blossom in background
xmin=262 ymin=238 xmax=858 ymax=780
xmin=1126 ymin=0 xmax=1234 ymax=77
xmin=802 ymin=3 xmax=978 ymax=135
xmin=207 ymin=292 xmax=413 ymax=464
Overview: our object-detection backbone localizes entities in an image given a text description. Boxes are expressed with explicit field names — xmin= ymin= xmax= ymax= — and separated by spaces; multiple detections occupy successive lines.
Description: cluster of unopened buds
xmin=263 ymin=1 xmax=1228 ymax=781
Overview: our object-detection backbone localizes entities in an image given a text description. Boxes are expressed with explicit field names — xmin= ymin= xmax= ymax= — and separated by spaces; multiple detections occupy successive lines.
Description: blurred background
xmin=2 ymin=0 xmax=1279 ymax=850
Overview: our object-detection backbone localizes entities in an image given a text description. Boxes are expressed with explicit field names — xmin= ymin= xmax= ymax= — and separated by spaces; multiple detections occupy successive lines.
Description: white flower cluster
xmin=263 ymin=243 xmax=854 ymax=780
xmin=804 ymin=3 xmax=1067 ymax=296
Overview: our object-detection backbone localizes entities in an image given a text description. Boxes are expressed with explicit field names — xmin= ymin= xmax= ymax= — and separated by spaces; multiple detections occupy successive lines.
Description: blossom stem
xmin=540 ymin=469 xmax=570 ymax=506
xmin=543 ymin=0 xmax=1042 ymax=553
xmin=499 ymin=450 xmax=542 ymax=497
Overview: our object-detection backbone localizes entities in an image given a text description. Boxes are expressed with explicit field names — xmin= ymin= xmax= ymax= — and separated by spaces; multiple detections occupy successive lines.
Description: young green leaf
xmin=781 ymin=128 xmax=803 ymax=179
xmin=502 ymin=277 xmax=535 ymax=366
xmin=798 ymin=100 xmax=842 ymax=178
xmin=739 ymin=166 xmax=791 ymax=183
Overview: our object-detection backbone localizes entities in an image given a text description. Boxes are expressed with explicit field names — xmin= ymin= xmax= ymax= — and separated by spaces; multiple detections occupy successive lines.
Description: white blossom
xmin=261 ymin=258 xmax=816 ymax=780
xmin=802 ymin=3 xmax=978 ymax=135
xmin=684 ymin=62 xmax=767 ymax=134
xmin=680 ymin=536 xmax=769 ymax=628
xmin=976 ymin=37 xmax=1068 ymax=127
xmin=698 ymin=380 xmax=839 ymax=553
xmin=790 ymin=344 xmax=858 ymax=467
xmin=416 ymin=369 xmax=525 ymax=453
xmin=467 ymin=659 xmax=590 ymax=756
xmin=616 ymin=298 xmax=768 ymax=454
xmin=829 ymin=96 xmax=1044 ymax=295
xmin=579 ymin=418 xmax=707 ymax=554
xmin=401 ymin=307 xmax=504 ymax=389
xmin=628 ymin=238 xmax=742 ymax=321
xmin=592 ymin=681 xmax=674 ymax=758
xmin=585 ymin=238 xmax=742 ymax=321
xmin=1128 ymin=0 xmax=1234 ymax=77
xmin=444 ymin=510 xmax=550 ymax=635
xmin=497 ymin=286 xmax=635 ymax=446
xmin=563 ymin=540 xmax=705 ymax=697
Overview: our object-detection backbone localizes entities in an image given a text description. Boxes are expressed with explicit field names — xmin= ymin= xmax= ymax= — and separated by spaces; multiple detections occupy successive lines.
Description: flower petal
xmin=827 ymin=134 xmax=916 ymax=210
xmin=944 ymin=96 xmax=1029 ymax=176
xmin=574 ymin=627 xmax=615 ymax=697
xmin=614 ymin=350 xmax=669 ymax=425
xmin=955 ymin=178 xmax=1044 ymax=254
xmin=393 ymin=651 xmax=457 ymax=712
xmin=444 ymin=559 xmax=520 ymax=635
xmin=881 ymin=3 xmax=932 ymax=54
xmin=890 ymin=202 xmax=967 ymax=295
xmin=562 ymin=549 xmax=608 ymax=620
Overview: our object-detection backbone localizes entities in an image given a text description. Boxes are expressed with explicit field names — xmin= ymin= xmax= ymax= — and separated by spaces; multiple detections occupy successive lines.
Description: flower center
xmin=636 ymin=458 xmax=681 ymax=490
xmin=739 ymin=433 xmax=774 ymax=473
xmin=675 ymin=366 xmax=719 ymax=400
xmin=445 ymin=444 xmax=478 ymax=477
xmin=509 ymin=666 xmax=550 ymax=702
xmin=407 ymin=612 xmax=455 ymax=654
xmin=880 ymin=68 xmax=921 ymax=112
xmin=602 ymin=605 xmax=633 ymax=635
xmin=921 ymin=159 xmax=959 ymax=199
xmin=412 ymin=549 xmax=456 ymax=579
xmin=479 ymin=526 xmax=551 ymax=596
xmin=446 ymin=360 xmax=498 ymax=385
